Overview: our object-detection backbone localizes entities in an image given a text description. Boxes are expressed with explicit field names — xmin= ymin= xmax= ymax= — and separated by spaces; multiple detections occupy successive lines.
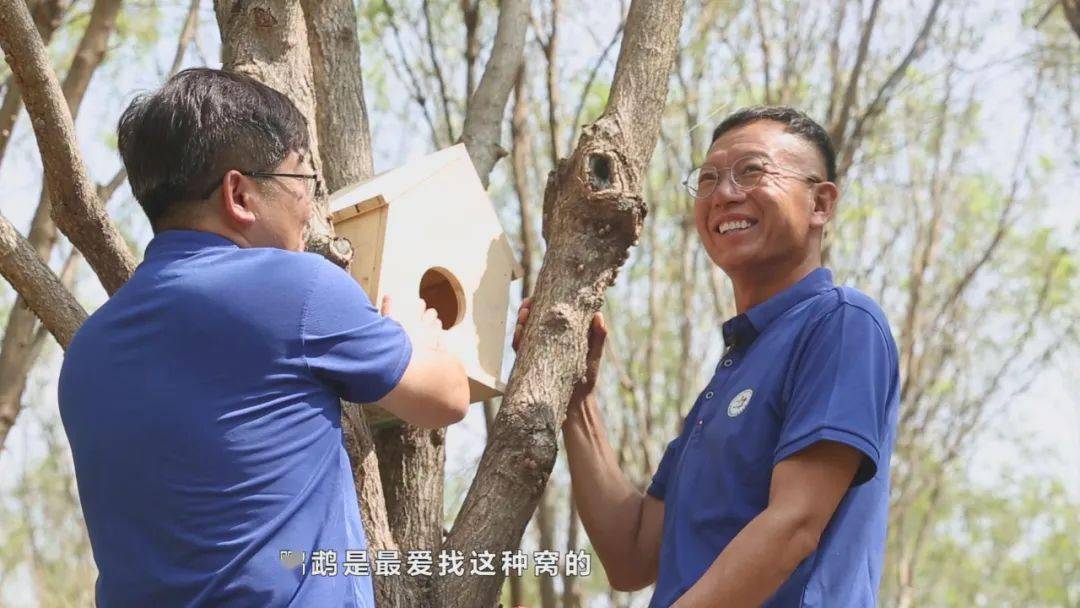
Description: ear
xmin=808 ymin=181 xmax=838 ymax=229
xmin=219 ymin=170 xmax=258 ymax=229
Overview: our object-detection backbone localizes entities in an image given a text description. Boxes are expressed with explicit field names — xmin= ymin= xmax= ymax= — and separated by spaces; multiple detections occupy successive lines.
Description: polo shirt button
xmin=704 ymin=391 xmax=714 ymax=399
xmin=723 ymin=359 xmax=733 ymax=367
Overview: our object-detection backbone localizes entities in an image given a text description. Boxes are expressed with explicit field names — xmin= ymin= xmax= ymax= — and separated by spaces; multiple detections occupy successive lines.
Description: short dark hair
xmin=117 ymin=68 xmax=309 ymax=228
xmin=711 ymin=106 xmax=836 ymax=183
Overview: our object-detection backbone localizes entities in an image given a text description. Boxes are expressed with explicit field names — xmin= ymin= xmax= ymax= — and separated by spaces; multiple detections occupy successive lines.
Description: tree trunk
xmin=300 ymin=0 xmax=374 ymax=194
xmin=0 ymin=0 xmax=136 ymax=294
xmin=434 ymin=0 xmax=684 ymax=605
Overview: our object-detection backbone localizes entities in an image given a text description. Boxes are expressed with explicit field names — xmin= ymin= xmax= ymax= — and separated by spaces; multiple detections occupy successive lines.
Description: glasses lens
xmin=690 ymin=167 xmax=719 ymax=198
xmin=731 ymin=156 xmax=768 ymax=190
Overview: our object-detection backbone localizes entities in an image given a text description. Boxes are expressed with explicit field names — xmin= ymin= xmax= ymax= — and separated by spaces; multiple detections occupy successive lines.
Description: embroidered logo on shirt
xmin=727 ymin=389 xmax=753 ymax=417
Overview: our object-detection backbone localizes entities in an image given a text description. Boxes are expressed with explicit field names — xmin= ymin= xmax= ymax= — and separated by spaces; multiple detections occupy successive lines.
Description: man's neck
xmin=728 ymin=256 xmax=821 ymax=314
xmin=155 ymin=218 xmax=249 ymax=248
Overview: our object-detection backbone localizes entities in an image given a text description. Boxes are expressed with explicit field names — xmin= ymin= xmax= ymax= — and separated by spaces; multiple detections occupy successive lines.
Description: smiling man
xmin=58 ymin=68 xmax=470 ymax=606
xmin=515 ymin=106 xmax=899 ymax=607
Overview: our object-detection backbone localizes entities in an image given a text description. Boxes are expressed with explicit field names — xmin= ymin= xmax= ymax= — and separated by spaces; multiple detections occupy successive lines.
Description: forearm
xmin=563 ymin=394 xmax=652 ymax=586
xmin=672 ymin=507 xmax=817 ymax=608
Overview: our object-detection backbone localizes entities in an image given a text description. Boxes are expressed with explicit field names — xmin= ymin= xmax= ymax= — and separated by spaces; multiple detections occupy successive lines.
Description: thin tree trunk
xmin=562 ymin=498 xmax=582 ymax=608
xmin=458 ymin=0 xmax=527 ymax=186
xmin=434 ymin=1 xmax=684 ymax=605
xmin=0 ymin=0 xmax=137 ymax=294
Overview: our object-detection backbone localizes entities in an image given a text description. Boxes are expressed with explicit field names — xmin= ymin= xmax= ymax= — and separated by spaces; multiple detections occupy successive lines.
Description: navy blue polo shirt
xmin=647 ymin=268 xmax=899 ymax=607
xmin=58 ymin=230 xmax=411 ymax=607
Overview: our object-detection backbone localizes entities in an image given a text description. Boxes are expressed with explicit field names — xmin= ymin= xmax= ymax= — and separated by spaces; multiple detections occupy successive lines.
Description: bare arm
xmin=514 ymin=304 xmax=664 ymax=590
xmin=671 ymin=440 xmax=863 ymax=607
xmin=564 ymin=392 xmax=665 ymax=591
xmin=377 ymin=296 xmax=470 ymax=428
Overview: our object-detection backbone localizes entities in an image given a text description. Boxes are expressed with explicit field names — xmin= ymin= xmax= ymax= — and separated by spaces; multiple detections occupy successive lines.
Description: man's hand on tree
xmin=512 ymin=298 xmax=607 ymax=413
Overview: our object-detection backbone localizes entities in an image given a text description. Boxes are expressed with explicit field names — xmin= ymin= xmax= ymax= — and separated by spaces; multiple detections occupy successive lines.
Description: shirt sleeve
xmin=775 ymin=303 xmax=895 ymax=486
xmin=646 ymin=392 xmax=709 ymax=500
xmin=646 ymin=432 xmax=687 ymax=501
xmin=301 ymin=259 xmax=412 ymax=404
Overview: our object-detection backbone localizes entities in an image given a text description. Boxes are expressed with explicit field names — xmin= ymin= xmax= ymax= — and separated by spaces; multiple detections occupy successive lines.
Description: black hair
xmin=711 ymin=106 xmax=837 ymax=183
xmin=117 ymin=67 xmax=309 ymax=228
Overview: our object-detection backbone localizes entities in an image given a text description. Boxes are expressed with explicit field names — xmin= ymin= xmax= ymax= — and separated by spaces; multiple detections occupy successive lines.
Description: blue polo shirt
xmin=647 ymin=268 xmax=899 ymax=607
xmin=58 ymin=230 xmax=411 ymax=607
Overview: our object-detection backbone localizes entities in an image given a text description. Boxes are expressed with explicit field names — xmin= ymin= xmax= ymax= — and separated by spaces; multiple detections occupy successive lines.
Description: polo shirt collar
xmin=722 ymin=267 xmax=834 ymax=350
xmin=144 ymin=230 xmax=239 ymax=259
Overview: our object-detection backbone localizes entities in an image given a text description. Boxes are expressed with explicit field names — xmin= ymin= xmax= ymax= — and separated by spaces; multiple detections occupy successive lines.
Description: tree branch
xmin=0 ymin=212 xmax=85 ymax=349
xmin=421 ymin=0 xmax=456 ymax=143
xmin=0 ymin=0 xmax=136 ymax=295
xmin=0 ymin=0 xmax=130 ymax=458
xmin=458 ymin=0 xmax=528 ymax=187
xmin=839 ymin=0 xmax=945 ymax=179
xmin=828 ymin=0 xmax=883 ymax=152
xmin=167 ymin=0 xmax=201 ymax=77
xmin=566 ymin=19 xmax=624 ymax=154
xmin=0 ymin=0 xmax=68 ymax=164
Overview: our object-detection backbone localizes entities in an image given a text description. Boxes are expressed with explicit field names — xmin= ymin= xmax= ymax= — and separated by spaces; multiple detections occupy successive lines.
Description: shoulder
xmin=798 ymin=285 xmax=898 ymax=361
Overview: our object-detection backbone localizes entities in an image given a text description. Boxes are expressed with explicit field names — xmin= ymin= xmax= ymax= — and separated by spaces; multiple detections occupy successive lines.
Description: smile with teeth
xmin=716 ymin=219 xmax=755 ymax=235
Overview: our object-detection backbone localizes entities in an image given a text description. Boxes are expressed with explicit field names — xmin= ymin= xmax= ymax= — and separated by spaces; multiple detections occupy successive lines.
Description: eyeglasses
xmin=201 ymin=170 xmax=323 ymax=200
xmin=683 ymin=154 xmax=821 ymax=199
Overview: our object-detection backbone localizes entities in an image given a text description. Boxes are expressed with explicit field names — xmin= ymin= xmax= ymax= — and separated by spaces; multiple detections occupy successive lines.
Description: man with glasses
xmin=58 ymin=68 xmax=470 ymax=606
xmin=515 ymin=106 xmax=899 ymax=606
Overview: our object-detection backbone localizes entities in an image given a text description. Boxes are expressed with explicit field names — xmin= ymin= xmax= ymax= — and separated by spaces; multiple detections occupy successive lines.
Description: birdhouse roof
xmin=329 ymin=144 xmax=524 ymax=280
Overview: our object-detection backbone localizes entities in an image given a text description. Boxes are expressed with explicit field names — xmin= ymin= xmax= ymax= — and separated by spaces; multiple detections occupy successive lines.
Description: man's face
xmin=693 ymin=120 xmax=829 ymax=276
xmin=244 ymin=151 xmax=315 ymax=252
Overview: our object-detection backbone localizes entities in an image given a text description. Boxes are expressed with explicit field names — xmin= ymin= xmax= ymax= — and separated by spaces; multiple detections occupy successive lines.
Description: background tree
xmin=1 ymin=1 xmax=1078 ymax=607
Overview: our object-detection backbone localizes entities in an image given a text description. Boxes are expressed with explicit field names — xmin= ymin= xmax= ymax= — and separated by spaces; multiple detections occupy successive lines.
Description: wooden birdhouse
xmin=329 ymin=144 xmax=523 ymax=411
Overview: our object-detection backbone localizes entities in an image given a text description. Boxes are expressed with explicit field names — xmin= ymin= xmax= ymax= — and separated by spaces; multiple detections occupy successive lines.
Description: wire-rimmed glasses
xmin=683 ymin=155 xmax=821 ymax=198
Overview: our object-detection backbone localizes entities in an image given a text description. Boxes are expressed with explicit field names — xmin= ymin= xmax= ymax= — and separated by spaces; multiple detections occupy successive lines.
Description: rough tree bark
xmin=214 ymin=0 xmax=352 ymax=268
xmin=434 ymin=0 xmax=685 ymax=605
xmin=0 ymin=0 xmax=136 ymax=295
xmin=0 ymin=212 xmax=85 ymax=349
xmin=0 ymin=0 xmax=69 ymax=160
xmin=300 ymin=0 xmax=374 ymax=193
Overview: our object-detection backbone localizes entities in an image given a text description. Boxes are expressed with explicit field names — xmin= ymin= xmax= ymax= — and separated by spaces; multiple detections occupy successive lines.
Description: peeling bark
xmin=434 ymin=0 xmax=684 ymax=605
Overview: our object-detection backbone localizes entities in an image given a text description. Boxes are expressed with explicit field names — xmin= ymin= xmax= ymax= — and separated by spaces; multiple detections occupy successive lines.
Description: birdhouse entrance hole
xmin=419 ymin=267 xmax=466 ymax=330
